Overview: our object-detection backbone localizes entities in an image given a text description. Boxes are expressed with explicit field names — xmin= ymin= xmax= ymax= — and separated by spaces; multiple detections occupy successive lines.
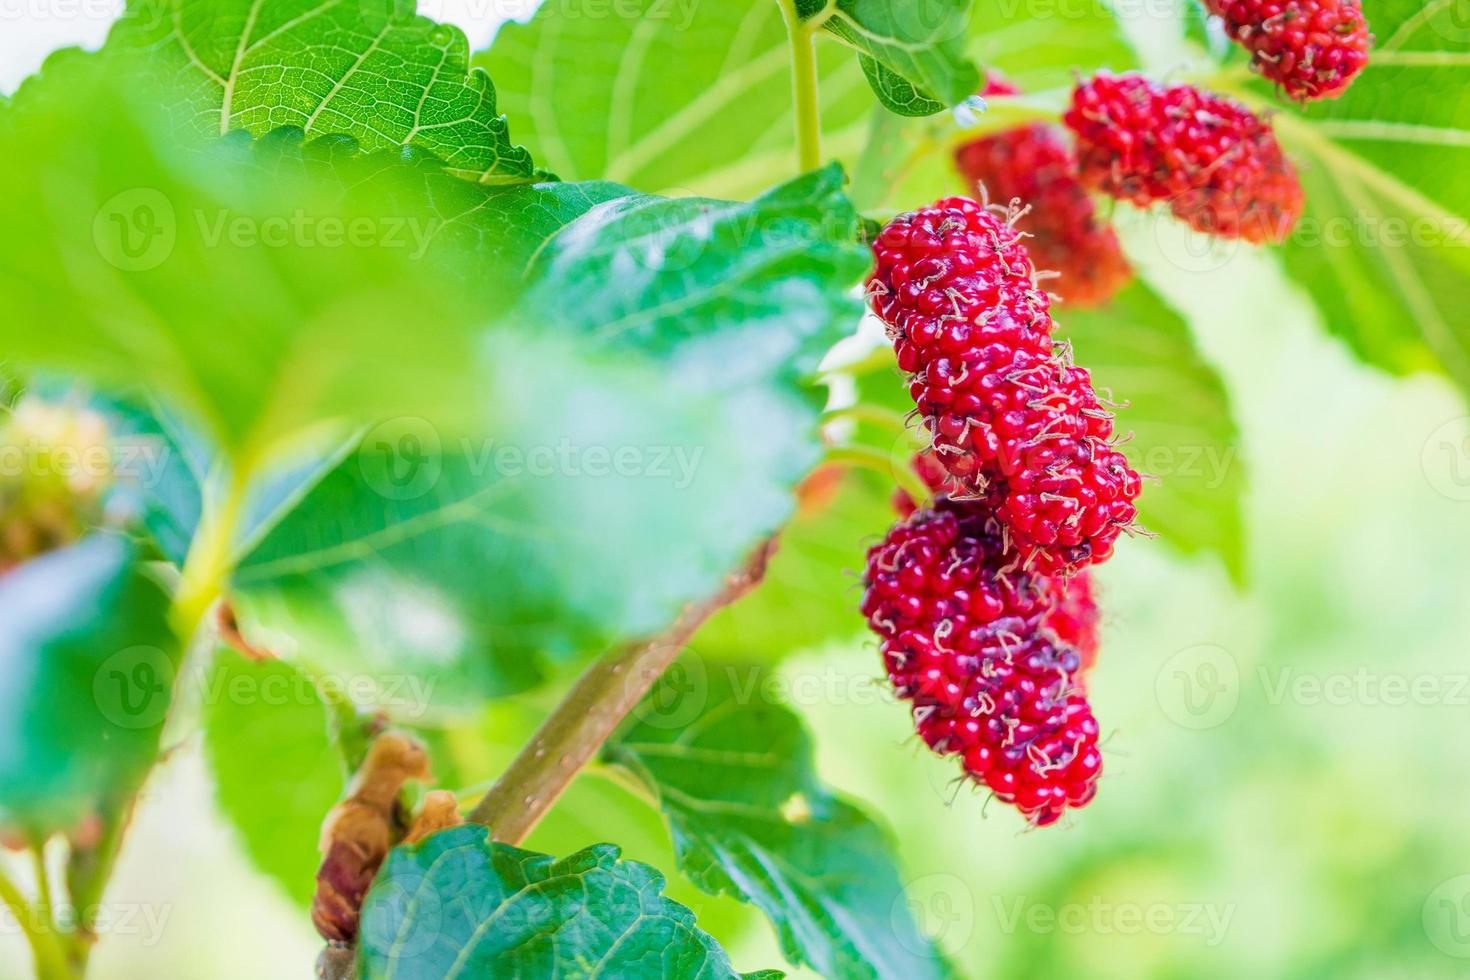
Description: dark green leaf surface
xmin=802 ymin=0 xmax=981 ymax=114
xmin=0 ymin=536 xmax=179 ymax=831
xmin=356 ymin=826 xmax=771 ymax=979
xmin=605 ymin=664 xmax=951 ymax=979
xmin=1265 ymin=0 xmax=1470 ymax=391
xmin=203 ymin=649 xmax=347 ymax=906
xmin=105 ymin=0 xmax=543 ymax=182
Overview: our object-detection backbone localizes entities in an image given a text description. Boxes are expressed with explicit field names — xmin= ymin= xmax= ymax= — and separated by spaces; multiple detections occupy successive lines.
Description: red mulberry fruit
xmin=869 ymin=199 xmax=1142 ymax=573
xmin=1044 ymin=571 xmax=1100 ymax=674
xmin=955 ymin=77 xmax=1131 ymax=307
xmin=861 ymin=498 xmax=1102 ymax=825
xmin=1206 ymin=0 xmax=1371 ymax=100
xmin=1064 ymin=73 xmax=1304 ymax=243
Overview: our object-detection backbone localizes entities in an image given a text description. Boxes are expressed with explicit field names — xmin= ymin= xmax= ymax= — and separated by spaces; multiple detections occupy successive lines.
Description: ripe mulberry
xmin=1044 ymin=571 xmax=1100 ymax=674
xmin=861 ymin=498 xmax=1102 ymax=825
xmin=869 ymin=199 xmax=1142 ymax=573
xmin=1206 ymin=0 xmax=1370 ymax=100
xmin=1064 ymin=73 xmax=1304 ymax=243
xmin=955 ymin=76 xmax=1131 ymax=306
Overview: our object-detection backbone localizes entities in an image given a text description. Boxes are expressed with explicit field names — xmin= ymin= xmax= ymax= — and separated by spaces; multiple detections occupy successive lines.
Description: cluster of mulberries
xmin=1064 ymin=72 xmax=1304 ymax=243
xmin=954 ymin=75 xmax=1131 ymax=307
xmin=862 ymin=192 xmax=1135 ymax=823
xmin=870 ymin=197 xmax=1142 ymax=574
xmin=862 ymin=496 xmax=1102 ymax=825
xmin=1205 ymin=0 xmax=1371 ymax=101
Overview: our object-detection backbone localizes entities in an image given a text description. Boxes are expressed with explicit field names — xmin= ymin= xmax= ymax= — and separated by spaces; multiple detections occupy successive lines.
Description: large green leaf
xmin=225 ymin=166 xmax=865 ymax=704
xmin=799 ymin=0 xmax=981 ymax=115
xmin=1059 ymin=281 xmax=1246 ymax=579
xmin=479 ymin=0 xmax=876 ymax=198
xmin=1261 ymin=0 xmax=1470 ymax=391
xmin=0 ymin=536 xmax=180 ymax=832
xmin=0 ymin=53 xmax=511 ymax=454
xmin=104 ymin=0 xmax=543 ymax=182
xmin=356 ymin=826 xmax=775 ymax=979
xmin=605 ymin=662 xmax=952 ymax=979
xmin=202 ymin=649 xmax=348 ymax=906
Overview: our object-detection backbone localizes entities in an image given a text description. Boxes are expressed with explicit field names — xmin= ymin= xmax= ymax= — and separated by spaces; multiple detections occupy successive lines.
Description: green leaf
xmin=104 ymin=0 xmax=543 ymax=183
xmin=86 ymin=389 xmax=208 ymax=567
xmin=478 ymin=0 xmax=877 ymax=198
xmin=604 ymin=662 xmax=952 ymax=979
xmin=694 ymin=467 xmax=896 ymax=660
xmin=853 ymin=0 xmax=1138 ymax=211
xmin=1059 ymin=280 xmax=1246 ymax=579
xmin=803 ymin=0 xmax=981 ymax=115
xmin=1265 ymin=0 xmax=1470 ymax=391
xmin=0 ymin=536 xmax=180 ymax=832
xmin=356 ymin=826 xmax=773 ymax=979
xmin=202 ymin=649 xmax=348 ymax=906
xmin=0 ymin=56 xmax=511 ymax=453
xmin=225 ymin=167 xmax=865 ymax=704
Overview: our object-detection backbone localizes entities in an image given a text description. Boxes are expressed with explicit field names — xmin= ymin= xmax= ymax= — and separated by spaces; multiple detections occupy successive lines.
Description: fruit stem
xmin=777 ymin=0 xmax=823 ymax=172
xmin=467 ymin=539 xmax=777 ymax=843
xmin=0 ymin=863 xmax=70 ymax=980
xmin=824 ymin=445 xmax=930 ymax=506
xmin=171 ymin=461 xmax=251 ymax=639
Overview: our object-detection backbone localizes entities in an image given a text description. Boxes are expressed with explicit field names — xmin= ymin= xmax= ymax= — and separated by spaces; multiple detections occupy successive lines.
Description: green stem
xmin=467 ymin=540 xmax=776 ymax=843
xmin=824 ymin=444 xmax=930 ymax=504
xmin=28 ymin=842 xmax=53 ymax=935
xmin=170 ymin=462 xmax=252 ymax=639
xmin=821 ymin=403 xmax=912 ymax=433
xmin=776 ymin=0 xmax=823 ymax=172
xmin=0 ymin=864 xmax=69 ymax=980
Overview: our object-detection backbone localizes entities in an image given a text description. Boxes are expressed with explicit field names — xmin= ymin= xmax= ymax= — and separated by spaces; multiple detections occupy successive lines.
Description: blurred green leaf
xmin=105 ymin=0 xmax=543 ymax=182
xmin=0 ymin=536 xmax=179 ymax=832
xmin=695 ymin=467 xmax=895 ymax=660
xmin=1267 ymin=0 xmax=1470 ymax=392
xmin=802 ymin=0 xmax=981 ymax=115
xmin=0 ymin=54 xmax=508 ymax=454
xmin=87 ymin=389 xmax=207 ymax=567
xmin=356 ymin=826 xmax=775 ymax=979
xmin=202 ymin=649 xmax=348 ymax=907
xmin=605 ymin=662 xmax=951 ymax=979
xmin=1060 ymin=281 xmax=1246 ymax=580
xmin=478 ymin=0 xmax=876 ymax=198
xmin=225 ymin=167 xmax=865 ymax=705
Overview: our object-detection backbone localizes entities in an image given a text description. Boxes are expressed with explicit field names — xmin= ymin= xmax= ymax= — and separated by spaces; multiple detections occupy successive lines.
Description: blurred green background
xmin=4 ymin=6 xmax=1469 ymax=980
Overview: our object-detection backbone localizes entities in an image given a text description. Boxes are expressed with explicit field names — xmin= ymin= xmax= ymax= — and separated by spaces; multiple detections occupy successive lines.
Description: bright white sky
xmin=0 ymin=2 xmax=524 ymax=93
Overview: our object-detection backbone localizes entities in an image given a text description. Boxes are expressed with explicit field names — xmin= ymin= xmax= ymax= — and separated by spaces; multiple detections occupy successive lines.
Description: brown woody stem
xmin=468 ymin=539 xmax=777 ymax=843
